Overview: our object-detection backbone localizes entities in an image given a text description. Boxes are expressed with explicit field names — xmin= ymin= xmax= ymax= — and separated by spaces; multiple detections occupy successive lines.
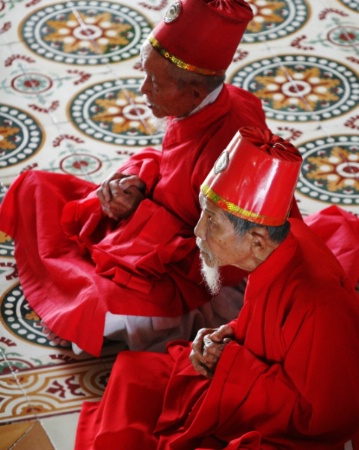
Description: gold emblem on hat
xmin=164 ymin=0 xmax=182 ymax=23
xmin=214 ymin=150 xmax=229 ymax=174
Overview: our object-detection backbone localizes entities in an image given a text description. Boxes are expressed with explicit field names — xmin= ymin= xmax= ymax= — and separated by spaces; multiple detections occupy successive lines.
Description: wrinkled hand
xmin=97 ymin=172 xmax=146 ymax=220
xmin=189 ymin=325 xmax=234 ymax=378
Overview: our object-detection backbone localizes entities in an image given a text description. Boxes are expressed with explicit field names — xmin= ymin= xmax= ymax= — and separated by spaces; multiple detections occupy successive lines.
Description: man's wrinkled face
xmin=194 ymin=194 xmax=252 ymax=293
xmin=139 ymin=41 xmax=198 ymax=118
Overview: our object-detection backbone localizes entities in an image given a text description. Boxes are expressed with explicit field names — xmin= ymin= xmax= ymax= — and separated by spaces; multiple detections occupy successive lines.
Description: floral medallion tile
xmin=244 ymin=0 xmax=310 ymax=45
xmin=0 ymin=102 xmax=47 ymax=173
xmin=298 ymin=133 xmax=359 ymax=208
xmin=21 ymin=1 xmax=151 ymax=63
xmin=228 ymin=52 xmax=358 ymax=125
xmin=67 ymin=76 xmax=164 ymax=147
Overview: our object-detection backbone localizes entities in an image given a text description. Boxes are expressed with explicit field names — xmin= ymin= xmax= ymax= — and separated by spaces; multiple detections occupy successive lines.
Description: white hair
xmin=196 ymin=238 xmax=222 ymax=295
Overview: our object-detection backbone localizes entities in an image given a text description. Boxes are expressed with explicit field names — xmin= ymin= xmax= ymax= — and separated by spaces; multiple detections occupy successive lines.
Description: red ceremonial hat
xmin=201 ymin=127 xmax=303 ymax=226
xmin=149 ymin=0 xmax=253 ymax=76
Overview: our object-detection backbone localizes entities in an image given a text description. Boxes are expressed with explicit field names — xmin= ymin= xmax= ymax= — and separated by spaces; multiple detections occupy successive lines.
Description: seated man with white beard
xmin=74 ymin=127 xmax=359 ymax=450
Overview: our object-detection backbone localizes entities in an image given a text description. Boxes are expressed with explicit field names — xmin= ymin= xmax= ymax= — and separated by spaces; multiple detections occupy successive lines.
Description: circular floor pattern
xmin=68 ymin=77 xmax=164 ymax=146
xmin=1 ymin=284 xmax=70 ymax=349
xmin=326 ymin=26 xmax=359 ymax=50
xmin=20 ymin=1 xmax=152 ymax=65
xmin=11 ymin=73 xmax=54 ymax=95
xmin=59 ymin=152 xmax=103 ymax=176
xmin=229 ymin=55 xmax=359 ymax=122
xmin=337 ymin=0 xmax=359 ymax=13
xmin=0 ymin=104 xmax=45 ymax=168
xmin=297 ymin=134 xmax=359 ymax=205
xmin=244 ymin=0 xmax=309 ymax=43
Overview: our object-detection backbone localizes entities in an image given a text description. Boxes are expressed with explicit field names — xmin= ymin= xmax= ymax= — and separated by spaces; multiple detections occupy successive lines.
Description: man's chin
xmin=200 ymin=260 xmax=222 ymax=296
xmin=149 ymin=115 xmax=167 ymax=131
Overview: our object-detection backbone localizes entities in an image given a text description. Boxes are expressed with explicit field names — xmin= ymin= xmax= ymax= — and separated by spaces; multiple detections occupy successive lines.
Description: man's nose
xmin=194 ymin=215 xmax=206 ymax=241
xmin=140 ymin=76 xmax=150 ymax=95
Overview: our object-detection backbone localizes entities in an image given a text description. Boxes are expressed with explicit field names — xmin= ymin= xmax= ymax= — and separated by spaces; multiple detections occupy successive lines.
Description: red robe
xmin=304 ymin=205 xmax=359 ymax=290
xmin=75 ymin=219 xmax=359 ymax=449
xmin=0 ymin=85 xmax=272 ymax=356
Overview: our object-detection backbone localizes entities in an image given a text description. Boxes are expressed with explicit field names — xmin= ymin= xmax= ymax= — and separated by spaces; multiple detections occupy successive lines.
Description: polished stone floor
xmin=0 ymin=0 xmax=358 ymax=448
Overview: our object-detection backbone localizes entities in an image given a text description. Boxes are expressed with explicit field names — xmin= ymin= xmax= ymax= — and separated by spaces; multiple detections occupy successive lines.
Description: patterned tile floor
xmin=0 ymin=0 xmax=358 ymax=448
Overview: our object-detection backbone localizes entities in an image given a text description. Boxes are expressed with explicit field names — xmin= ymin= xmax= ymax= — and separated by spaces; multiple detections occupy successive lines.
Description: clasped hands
xmin=190 ymin=324 xmax=234 ymax=379
xmin=97 ymin=172 xmax=146 ymax=221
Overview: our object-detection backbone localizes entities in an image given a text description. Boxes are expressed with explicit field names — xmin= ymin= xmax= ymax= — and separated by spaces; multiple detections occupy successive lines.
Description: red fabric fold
xmin=239 ymin=126 xmax=302 ymax=161
xmin=305 ymin=205 xmax=359 ymax=289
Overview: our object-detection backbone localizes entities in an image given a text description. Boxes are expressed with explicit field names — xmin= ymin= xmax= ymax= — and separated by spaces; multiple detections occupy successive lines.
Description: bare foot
xmin=41 ymin=320 xmax=71 ymax=347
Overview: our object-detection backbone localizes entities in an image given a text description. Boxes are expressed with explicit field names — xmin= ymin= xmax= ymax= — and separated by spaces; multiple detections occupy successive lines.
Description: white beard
xmin=148 ymin=115 xmax=167 ymax=132
xmin=196 ymin=237 xmax=222 ymax=296
xmin=200 ymin=260 xmax=222 ymax=296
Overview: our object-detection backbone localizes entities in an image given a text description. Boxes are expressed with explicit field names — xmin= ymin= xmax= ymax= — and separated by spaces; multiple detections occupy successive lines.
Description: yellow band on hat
xmin=148 ymin=34 xmax=226 ymax=77
xmin=201 ymin=184 xmax=287 ymax=226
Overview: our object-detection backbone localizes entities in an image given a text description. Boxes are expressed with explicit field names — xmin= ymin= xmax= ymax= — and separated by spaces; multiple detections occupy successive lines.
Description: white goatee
xmin=200 ymin=260 xmax=222 ymax=295
xmin=196 ymin=237 xmax=222 ymax=295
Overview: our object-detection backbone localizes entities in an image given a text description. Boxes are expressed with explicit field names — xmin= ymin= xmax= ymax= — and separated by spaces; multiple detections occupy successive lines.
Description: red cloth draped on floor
xmin=74 ymin=219 xmax=359 ymax=449
xmin=0 ymin=85 xmax=273 ymax=356
xmin=304 ymin=205 xmax=359 ymax=290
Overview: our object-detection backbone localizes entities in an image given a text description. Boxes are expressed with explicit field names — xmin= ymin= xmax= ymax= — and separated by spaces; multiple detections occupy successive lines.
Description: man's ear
xmin=192 ymin=83 xmax=208 ymax=101
xmin=249 ymin=227 xmax=277 ymax=262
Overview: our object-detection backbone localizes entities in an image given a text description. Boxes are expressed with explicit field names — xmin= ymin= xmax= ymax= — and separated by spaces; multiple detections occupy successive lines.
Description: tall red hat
xmin=201 ymin=127 xmax=303 ymax=226
xmin=149 ymin=0 xmax=253 ymax=76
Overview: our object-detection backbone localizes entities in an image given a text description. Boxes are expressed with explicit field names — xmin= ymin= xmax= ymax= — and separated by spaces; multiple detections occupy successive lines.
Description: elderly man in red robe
xmin=0 ymin=0 xmax=286 ymax=356
xmin=74 ymin=127 xmax=359 ymax=449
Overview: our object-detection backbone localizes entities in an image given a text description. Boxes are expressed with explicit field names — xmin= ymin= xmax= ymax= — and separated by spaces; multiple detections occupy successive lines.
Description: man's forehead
xmin=199 ymin=193 xmax=222 ymax=215
xmin=140 ymin=40 xmax=150 ymax=57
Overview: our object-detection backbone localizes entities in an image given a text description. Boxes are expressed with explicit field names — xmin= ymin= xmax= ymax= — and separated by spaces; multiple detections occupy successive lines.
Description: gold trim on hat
xmin=201 ymin=184 xmax=286 ymax=226
xmin=148 ymin=34 xmax=226 ymax=76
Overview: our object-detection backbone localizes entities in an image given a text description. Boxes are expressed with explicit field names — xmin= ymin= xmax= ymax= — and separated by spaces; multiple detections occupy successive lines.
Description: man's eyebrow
xmin=206 ymin=206 xmax=220 ymax=218
xmin=199 ymin=196 xmax=213 ymax=212
xmin=200 ymin=198 xmax=219 ymax=217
